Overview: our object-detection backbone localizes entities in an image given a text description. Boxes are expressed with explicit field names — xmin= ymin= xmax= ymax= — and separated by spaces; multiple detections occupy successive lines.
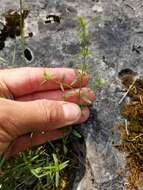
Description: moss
xmin=113 ymin=74 xmax=143 ymax=190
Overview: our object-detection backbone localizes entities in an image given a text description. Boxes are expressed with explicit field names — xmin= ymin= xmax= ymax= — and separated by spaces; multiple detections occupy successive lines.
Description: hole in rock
xmin=132 ymin=45 xmax=142 ymax=54
xmin=118 ymin=68 xmax=137 ymax=78
xmin=24 ymin=48 xmax=33 ymax=62
xmin=45 ymin=15 xmax=61 ymax=24
xmin=28 ymin=32 xmax=33 ymax=37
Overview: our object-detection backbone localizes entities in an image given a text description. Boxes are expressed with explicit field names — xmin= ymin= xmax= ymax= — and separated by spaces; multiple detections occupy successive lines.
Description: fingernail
xmin=63 ymin=103 xmax=81 ymax=123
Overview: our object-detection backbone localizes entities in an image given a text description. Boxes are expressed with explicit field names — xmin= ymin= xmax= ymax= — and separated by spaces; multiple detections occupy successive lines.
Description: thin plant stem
xmin=19 ymin=0 xmax=26 ymax=65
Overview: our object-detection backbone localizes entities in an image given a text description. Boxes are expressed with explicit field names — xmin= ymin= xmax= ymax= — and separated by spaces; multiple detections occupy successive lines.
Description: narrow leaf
xmin=72 ymin=129 xmax=82 ymax=138
xmin=60 ymin=83 xmax=65 ymax=92
xmin=81 ymin=95 xmax=92 ymax=104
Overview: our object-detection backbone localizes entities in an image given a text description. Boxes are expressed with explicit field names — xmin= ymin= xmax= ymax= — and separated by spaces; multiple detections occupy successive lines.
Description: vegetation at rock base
xmin=113 ymin=73 xmax=143 ymax=190
xmin=0 ymin=134 xmax=85 ymax=190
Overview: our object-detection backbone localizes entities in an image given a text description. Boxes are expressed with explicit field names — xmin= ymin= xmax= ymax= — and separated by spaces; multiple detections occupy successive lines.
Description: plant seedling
xmin=43 ymin=16 xmax=93 ymax=106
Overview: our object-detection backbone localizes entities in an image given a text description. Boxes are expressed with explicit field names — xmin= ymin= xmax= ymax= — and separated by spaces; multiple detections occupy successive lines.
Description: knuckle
xmin=0 ymin=112 xmax=12 ymax=143
xmin=40 ymin=100 xmax=64 ymax=126
xmin=0 ymin=81 xmax=14 ymax=99
xmin=0 ymin=99 xmax=16 ymax=142
xmin=0 ymin=141 xmax=9 ymax=157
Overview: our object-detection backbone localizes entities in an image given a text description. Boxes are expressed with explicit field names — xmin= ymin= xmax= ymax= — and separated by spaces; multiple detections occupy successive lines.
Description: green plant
xmin=75 ymin=16 xmax=90 ymax=73
xmin=72 ymin=16 xmax=91 ymax=104
xmin=29 ymin=153 xmax=69 ymax=188
xmin=43 ymin=70 xmax=72 ymax=92
xmin=19 ymin=0 xmax=29 ymax=65
xmin=89 ymin=73 xmax=105 ymax=91
xmin=75 ymin=17 xmax=105 ymax=92
xmin=43 ymin=16 xmax=104 ymax=104
xmin=0 ymin=56 xmax=7 ymax=64
xmin=19 ymin=1 xmax=24 ymax=47
xmin=0 ymin=145 xmax=69 ymax=190
xmin=43 ymin=17 xmax=92 ymax=105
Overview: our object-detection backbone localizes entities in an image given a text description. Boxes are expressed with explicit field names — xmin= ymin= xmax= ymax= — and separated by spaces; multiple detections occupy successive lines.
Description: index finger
xmin=0 ymin=67 xmax=89 ymax=98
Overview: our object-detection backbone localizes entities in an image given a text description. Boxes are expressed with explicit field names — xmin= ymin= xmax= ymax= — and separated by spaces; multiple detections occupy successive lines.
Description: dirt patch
xmin=114 ymin=72 xmax=143 ymax=190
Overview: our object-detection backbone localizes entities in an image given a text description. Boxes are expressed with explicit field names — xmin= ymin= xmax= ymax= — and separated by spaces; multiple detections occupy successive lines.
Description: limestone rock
xmin=0 ymin=0 xmax=143 ymax=189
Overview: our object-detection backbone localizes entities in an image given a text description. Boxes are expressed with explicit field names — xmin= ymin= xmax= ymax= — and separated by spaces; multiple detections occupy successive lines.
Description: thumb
xmin=0 ymin=99 xmax=81 ymax=139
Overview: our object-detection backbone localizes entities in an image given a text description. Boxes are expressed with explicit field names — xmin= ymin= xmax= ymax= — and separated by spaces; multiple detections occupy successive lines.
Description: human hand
xmin=0 ymin=67 xmax=95 ymax=157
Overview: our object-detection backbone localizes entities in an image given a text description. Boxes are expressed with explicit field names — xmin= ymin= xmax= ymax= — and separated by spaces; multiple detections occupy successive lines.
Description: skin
xmin=0 ymin=67 xmax=95 ymax=157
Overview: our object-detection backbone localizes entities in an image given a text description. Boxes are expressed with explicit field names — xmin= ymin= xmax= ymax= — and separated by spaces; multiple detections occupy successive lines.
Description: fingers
xmin=9 ymin=108 xmax=90 ymax=156
xmin=0 ymin=98 xmax=82 ymax=138
xmin=0 ymin=98 xmax=91 ymax=156
xmin=9 ymin=130 xmax=64 ymax=156
xmin=0 ymin=67 xmax=89 ymax=98
xmin=17 ymin=88 xmax=95 ymax=106
xmin=76 ymin=107 xmax=90 ymax=124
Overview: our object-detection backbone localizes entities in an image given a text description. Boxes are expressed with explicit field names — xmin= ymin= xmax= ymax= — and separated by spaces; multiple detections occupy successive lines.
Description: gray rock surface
xmin=1 ymin=0 xmax=143 ymax=189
